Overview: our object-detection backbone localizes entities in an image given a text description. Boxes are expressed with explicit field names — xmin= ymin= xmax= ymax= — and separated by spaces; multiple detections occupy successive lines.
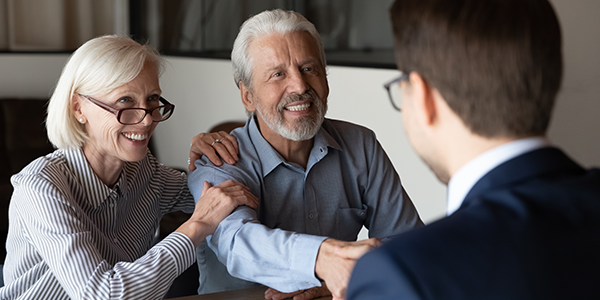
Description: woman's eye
xmin=118 ymin=97 xmax=132 ymax=104
xmin=148 ymin=95 xmax=160 ymax=102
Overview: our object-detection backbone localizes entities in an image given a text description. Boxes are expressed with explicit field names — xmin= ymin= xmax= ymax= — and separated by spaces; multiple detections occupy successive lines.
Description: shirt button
xmin=109 ymin=203 xmax=115 ymax=208
xmin=309 ymin=213 xmax=314 ymax=219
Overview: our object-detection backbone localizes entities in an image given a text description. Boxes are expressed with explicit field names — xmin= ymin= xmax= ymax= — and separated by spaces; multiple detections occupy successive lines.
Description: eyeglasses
xmin=79 ymin=94 xmax=175 ymax=125
xmin=383 ymin=72 xmax=409 ymax=112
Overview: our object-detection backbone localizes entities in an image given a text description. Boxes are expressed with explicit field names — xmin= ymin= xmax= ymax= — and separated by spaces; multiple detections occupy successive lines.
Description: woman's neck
xmin=82 ymin=143 xmax=124 ymax=188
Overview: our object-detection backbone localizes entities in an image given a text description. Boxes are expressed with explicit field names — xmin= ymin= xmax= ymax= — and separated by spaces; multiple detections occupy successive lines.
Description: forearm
xmin=14 ymin=191 xmax=195 ymax=299
xmin=175 ymin=219 xmax=214 ymax=248
xmin=210 ymin=207 xmax=327 ymax=292
xmin=86 ymin=233 xmax=196 ymax=299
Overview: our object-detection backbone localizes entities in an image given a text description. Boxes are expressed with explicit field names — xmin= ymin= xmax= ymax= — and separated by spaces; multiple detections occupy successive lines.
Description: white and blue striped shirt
xmin=0 ymin=148 xmax=196 ymax=299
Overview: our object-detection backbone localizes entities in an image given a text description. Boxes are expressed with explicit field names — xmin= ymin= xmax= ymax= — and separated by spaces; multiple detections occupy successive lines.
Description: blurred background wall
xmin=0 ymin=0 xmax=598 ymax=227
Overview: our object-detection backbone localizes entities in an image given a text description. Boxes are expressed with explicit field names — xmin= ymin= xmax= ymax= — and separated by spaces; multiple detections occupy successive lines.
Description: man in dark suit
xmin=347 ymin=0 xmax=600 ymax=299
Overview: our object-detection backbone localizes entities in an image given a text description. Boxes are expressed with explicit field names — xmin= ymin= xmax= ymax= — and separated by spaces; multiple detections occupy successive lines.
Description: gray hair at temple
xmin=231 ymin=9 xmax=326 ymax=92
xmin=46 ymin=35 xmax=164 ymax=149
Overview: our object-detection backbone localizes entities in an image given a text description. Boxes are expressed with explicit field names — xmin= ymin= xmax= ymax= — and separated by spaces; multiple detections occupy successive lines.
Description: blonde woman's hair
xmin=46 ymin=35 xmax=164 ymax=149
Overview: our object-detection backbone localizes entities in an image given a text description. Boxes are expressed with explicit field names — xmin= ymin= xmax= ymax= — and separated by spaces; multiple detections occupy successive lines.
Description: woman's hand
xmin=189 ymin=131 xmax=239 ymax=171
xmin=176 ymin=180 xmax=258 ymax=247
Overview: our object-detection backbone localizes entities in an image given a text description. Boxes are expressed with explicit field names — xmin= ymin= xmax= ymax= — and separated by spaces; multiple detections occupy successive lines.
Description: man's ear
xmin=240 ymin=82 xmax=257 ymax=113
xmin=409 ymin=72 xmax=437 ymax=126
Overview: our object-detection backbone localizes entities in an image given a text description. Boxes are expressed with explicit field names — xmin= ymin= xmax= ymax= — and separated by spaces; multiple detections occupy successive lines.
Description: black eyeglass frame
xmin=383 ymin=71 xmax=410 ymax=111
xmin=78 ymin=94 xmax=175 ymax=125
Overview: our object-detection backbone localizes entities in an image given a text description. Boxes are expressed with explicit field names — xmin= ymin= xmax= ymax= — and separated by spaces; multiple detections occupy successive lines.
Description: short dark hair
xmin=390 ymin=0 xmax=562 ymax=138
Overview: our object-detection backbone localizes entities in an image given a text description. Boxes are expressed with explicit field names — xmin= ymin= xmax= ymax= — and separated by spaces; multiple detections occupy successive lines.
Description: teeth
xmin=286 ymin=103 xmax=310 ymax=111
xmin=123 ymin=133 xmax=147 ymax=141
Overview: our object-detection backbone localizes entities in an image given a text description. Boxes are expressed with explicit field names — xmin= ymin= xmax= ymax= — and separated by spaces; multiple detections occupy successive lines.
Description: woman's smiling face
xmin=77 ymin=62 xmax=162 ymax=164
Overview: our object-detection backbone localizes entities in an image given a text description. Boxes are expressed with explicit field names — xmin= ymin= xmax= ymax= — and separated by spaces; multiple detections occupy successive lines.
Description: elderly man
xmin=188 ymin=9 xmax=421 ymax=299
xmin=347 ymin=0 xmax=600 ymax=299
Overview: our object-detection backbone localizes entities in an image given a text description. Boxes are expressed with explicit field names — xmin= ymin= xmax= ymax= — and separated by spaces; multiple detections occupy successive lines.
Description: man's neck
xmin=255 ymin=117 xmax=314 ymax=169
xmin=445 ymin=136 xmax=515 ymax=180
xmin=446 ymin=135 xmax=549 ymax=215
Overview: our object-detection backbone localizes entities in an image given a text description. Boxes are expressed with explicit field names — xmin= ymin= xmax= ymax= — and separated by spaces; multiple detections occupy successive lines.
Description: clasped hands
xmin=265 ymin=238 xmax=382 ymax=300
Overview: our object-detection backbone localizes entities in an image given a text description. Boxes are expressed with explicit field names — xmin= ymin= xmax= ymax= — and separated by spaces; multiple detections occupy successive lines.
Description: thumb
xmin=200 ymin=181 xmax=212 ymax=197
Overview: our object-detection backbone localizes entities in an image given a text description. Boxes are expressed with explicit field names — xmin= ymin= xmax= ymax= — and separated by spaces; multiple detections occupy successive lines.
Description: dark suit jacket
xmin=348 ymin=147 xmax=600 ymax=299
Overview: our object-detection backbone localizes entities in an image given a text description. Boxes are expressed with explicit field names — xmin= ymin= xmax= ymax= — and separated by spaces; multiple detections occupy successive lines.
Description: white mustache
xmin=277 ymin=90 xmax=319 ymax=112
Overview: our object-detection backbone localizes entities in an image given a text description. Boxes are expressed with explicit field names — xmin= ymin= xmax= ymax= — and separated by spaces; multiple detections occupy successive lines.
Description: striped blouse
xmin=0 ymin=148 xmax=196 ymax=299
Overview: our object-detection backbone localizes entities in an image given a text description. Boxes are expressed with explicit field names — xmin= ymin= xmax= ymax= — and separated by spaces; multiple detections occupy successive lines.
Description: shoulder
xmin=12 ymin=149 xmax=69 ymax=187
xmin=188 ymin=123 xmax=262 ymax=193
xmin=371 ymin=209 xmax=504 ymax=276
xmin=10 ymin=149 xmax=77 ymax=207
xmin=322 ymin=118 xmax=376 ymax=138
xmin=319 ymin=119 xmax=386 ymax=164
xmin=321 ymin=118 xmax=378 ymax=149
xmin=230 ymin=121 xmax=254 ymax=143
xmin=349 ymin=213 xmax=493 ymax=299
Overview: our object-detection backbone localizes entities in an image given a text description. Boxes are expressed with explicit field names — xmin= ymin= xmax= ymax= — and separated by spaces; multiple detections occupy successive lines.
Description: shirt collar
xmin=247 ymin=117 xmax=341 ymax=176
xmin=64 ymin=147 xmax=126 ymax=209
xmin=446 ymin=137 xmax=549 ymax=215
xmin=307 ymin=120 xmax=342 ymax=172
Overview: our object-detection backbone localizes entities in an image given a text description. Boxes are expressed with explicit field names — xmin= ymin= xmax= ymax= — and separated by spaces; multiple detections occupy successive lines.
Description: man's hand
xmin=264 ymin=285 xmax=331 ymax=300
xmin=189 ymin=131 xmax=239 ymax=171
xmin=315 ymin=238 xmax=382 ymax=300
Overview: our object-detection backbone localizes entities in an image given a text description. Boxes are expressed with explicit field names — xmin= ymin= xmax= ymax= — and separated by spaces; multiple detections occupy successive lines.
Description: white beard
xmin=255 ymin=89 xmax=327 ymax=141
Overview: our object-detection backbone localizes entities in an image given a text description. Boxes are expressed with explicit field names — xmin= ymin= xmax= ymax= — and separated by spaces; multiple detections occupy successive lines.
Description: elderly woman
xmin=0 ymin=35 xmax=256 ymax=299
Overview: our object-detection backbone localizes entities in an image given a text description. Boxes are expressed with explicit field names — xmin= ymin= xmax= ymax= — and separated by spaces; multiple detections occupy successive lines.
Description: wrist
xmin=175 ymin=220 xmax=213 ymax=248
xmin=315 ymin=238 xmax=334 ymax=279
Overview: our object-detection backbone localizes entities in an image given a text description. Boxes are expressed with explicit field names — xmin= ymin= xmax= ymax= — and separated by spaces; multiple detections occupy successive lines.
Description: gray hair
xmin=46 ymin=35 xmax=164 ymax=149
xmin=231 ymin=9 xmax=326 ymax=91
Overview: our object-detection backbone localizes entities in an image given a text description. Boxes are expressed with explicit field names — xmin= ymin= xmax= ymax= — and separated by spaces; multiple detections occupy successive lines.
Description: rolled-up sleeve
xmin=189 ymin=158 xmax=326 ymax=292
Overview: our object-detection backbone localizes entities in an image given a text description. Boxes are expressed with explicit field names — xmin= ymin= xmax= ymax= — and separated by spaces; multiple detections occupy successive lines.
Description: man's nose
xmin=287 ymin=69 xmax=310 ymax=95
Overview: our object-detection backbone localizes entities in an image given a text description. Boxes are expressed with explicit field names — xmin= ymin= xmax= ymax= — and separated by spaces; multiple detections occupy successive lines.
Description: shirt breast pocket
xmin=335 ymin=205 xmax=367 ymax=241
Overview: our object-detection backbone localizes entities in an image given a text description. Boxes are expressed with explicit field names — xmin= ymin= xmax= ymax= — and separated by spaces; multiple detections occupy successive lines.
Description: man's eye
xmin=303 ymin=67 xmax=313 ymax=72
xmin=273 ymin=72 xmax=283 ymax=77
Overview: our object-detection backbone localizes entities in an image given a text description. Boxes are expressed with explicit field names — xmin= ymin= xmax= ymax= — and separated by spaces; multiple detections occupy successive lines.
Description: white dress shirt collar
xmin=446 ymin=137 xmax=549 ymax=215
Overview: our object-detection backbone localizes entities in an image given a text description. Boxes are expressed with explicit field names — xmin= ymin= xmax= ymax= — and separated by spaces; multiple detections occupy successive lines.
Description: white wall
xmin=0 ymin=0 xmax=598 ymax=224
xmin=0 ymin=53 xmax=67 ymax=98
xmin=546 ymin=0 xmax=600 ymax=168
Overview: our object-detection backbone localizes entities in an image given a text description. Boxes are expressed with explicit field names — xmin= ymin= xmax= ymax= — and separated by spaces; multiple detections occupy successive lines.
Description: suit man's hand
xmin=314 ymin=238 xmax=382 ymax=300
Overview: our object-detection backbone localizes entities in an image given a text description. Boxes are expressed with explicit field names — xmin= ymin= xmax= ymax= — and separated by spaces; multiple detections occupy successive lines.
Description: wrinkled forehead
xmin=248 ymin=31 xmax=324 ymax=69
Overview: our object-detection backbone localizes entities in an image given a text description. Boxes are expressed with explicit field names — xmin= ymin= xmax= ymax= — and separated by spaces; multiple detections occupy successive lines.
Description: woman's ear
xmin=240 ymin=82 xmax=257 ymax=114
xmin=71 ymin=94 xmax=86 ymax=124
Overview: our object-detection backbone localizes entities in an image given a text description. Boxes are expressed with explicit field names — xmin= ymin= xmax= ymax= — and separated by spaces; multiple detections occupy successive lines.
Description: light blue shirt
xmin=447 ymin=137 xmax=550 ymax=215
xmin=188 ymin=117 xmax=422 ymax=294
